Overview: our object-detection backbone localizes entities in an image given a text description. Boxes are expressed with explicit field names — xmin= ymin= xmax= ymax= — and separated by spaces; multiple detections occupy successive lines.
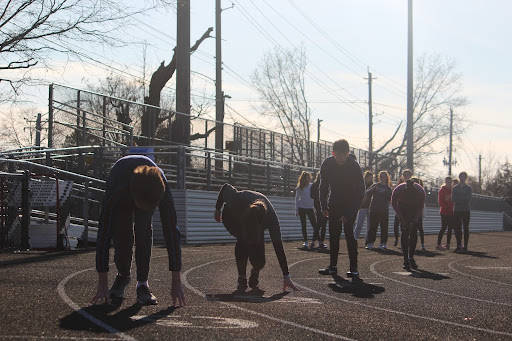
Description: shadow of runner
xmin=206 ymin=289 xmax=290 ymax=303
xmin=408 ymin=269 xmax=451 ymax=281
xmin=327 ymin=274 xmax=385 ymax=299
xmin=60 ymin=302 xmax=179 ymax=333
xmin=364 ymin=248 xmax=403 ymax=257
xmin=461 ymin=250 xmax=498 ymax=259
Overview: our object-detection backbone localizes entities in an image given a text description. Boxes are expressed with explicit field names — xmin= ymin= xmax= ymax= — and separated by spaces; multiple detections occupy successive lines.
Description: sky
xmin=12 ymin=0 xmax=512 ymax=184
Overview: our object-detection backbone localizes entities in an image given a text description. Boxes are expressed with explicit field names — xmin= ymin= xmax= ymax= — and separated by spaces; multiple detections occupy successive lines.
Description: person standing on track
xmin=392 ymin=179 xmax=426 ymax=271
xmin=436 ymin=176 xmax=454 ymax=250
xmin=354 ymin=171 xmax=374 ymax=244
xmin=214 ymin=183 xmax=299 ymax=292
xmin=412 ymin=177 xmax=427 ymax=252
xmin=452 ymin=171 xmax=473 ymax=253
xmin=310 ymin=172 xmax=328 ymax=249
xmin=91 ymin=155 xmax=186 ymax=306
xmin=295 ymin=171 xmax=319 ymax=249
xmin=365 ymin=171 xmax=392 ymax=250
xmin=318 ymin=139 xmax=365 ymax=278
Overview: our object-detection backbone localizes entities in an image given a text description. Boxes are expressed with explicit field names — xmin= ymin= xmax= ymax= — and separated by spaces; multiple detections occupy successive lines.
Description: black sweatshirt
xmin=215 ymin=183 xmax=289 ymax=276
xmin=319 ymin=155 xmax=365 ymax=219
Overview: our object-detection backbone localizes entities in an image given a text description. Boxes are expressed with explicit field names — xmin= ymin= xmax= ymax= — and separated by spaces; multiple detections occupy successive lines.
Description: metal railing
xmin=47 ymin=83 xmax=397 ymax=175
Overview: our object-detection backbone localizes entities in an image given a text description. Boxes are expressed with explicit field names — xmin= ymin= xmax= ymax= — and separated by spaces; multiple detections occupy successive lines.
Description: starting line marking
xmin=466 ymin=266 xmax=511 ymax=270
xmin=130 ymin=315 xmax=259 ymax=329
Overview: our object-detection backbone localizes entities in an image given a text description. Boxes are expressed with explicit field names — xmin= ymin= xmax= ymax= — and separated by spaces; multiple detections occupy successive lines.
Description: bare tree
xmin=375 ymin=52 xmax=469 ymax=170
xmin=251 ymin=45 xmax=313 ymax=165
xmin=0 ymin=108 xmax=41 ymax=148
xmin=0 ymin=0 xmax=169 ymax=103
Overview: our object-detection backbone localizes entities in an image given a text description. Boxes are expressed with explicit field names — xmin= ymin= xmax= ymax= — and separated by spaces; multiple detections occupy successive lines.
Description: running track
xmin=0 ymin=231 xmax=511 ymax=340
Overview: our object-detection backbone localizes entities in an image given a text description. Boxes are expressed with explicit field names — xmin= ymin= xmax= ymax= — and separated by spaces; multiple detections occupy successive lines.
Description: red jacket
xmin=438 ymin=185 xmax=454 ymax=215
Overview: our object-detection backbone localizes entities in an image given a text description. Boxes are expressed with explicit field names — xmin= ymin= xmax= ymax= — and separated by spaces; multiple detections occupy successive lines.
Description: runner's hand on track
xmin=283 ymin=278 xmax=300 ymax=292
xmin=91 ymin=272 xmax=110 ymax=305
xmin=171 ymin=271 xmax=187 ymax=307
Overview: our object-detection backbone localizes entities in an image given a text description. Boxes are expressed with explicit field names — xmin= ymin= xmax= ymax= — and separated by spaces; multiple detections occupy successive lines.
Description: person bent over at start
xmin=214 ymin=183 xmax=299 ymax=292
xmin=92 ymin=155 xmax=186 ymax=307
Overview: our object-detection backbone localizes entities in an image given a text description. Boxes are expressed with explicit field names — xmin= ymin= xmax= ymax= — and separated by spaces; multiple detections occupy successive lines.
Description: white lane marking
xmin=182 ymin=257 xmax=355 ymax=340
xmin=56 ymin=268 xmax=136 ymax=341
xmin=466 ymin=266 xmax=511 ymax=270
xmin=0 ymin=337 xmax=121 ymax=340
xmin=291 ymin=258 xmax=512 ymax=337
xmin=130 ymin=315 xmax=258 ymax=329
xmin=393 ymin=272 xmax=450 ymax=276
xmin=448 ymin=259 xmax=512 ymax=287
xmin=370 ymin=258 xmax=512 ymax=307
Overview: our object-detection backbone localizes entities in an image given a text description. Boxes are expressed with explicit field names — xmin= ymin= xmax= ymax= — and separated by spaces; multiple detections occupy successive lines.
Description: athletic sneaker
xmin=393 ymin=239 xmax=398 ymax=246
xmin=309 ymin=241 xmax=316 ymax=249
xmin=421 ymin=244 xmax=427 ymax=251
xmin=366 ymin=243 xmax=374 ymax=249
xmin=462 ymin=247 xmax=468 ymax=253
xmin=436 ymin=245 xmax=447 ymax=251
xmin=319 ymin=265 xmax=337 ymax=275
xmin=454 ymin=247 xmax=463 ymax=253
xmin=403 ymin=261 xmax=411 ymax=271
xmin=237 ymin=277 xmax=248 ymax=290
xmin=248 ymin=269 xmax=259 ymax=289
xmin=318 ymin=243 xmax=327 ymax=249
xmin=379 ymin=244 xmax=387 ymax=250
xmin=136 ymin=285 xmax=158 ymax=305
xmin=444 ymin=244 xmax=450 ymax=249
xmin=408 ymin=258 xmax=418 ymax=269
xmin=302 ymin=241 xmax=308 ymax=248
xmin=109 ymin=275 xmax=131 ymax=299
xmin=346 ymin=269 xmax=359 ymax=278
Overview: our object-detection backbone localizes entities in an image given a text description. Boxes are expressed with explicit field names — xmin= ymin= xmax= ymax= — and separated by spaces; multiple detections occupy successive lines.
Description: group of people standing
xmin=91 ymin=138 xmax=473 ymax=307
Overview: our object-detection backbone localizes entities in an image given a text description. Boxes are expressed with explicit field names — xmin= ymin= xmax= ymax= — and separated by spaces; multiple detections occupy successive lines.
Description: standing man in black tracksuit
xmin=318 ymin=139 xmax=365 ymax=278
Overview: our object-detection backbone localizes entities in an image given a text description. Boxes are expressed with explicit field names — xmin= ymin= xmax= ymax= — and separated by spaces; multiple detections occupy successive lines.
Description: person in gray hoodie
xmin=451 ymin=171 xmax=473 ymax=253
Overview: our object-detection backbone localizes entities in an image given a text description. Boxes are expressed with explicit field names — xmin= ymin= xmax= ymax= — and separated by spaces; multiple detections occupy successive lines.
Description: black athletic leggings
xmin=437 ymin=214 xmax=454 ymax=245
xmin=393 ymin=214 xmax=400 ymax=240
xmin=454 ymin=211 xmax=470 ymax=249
xmin=235 ymin=240 xmax=265 ymax=278
xmin=418 ymin=218 xmax=425 ymax=245
xmin=367 ymin=211 xmax=389 ymax=245
xmin=298 ymin=207 xmax=318 ymax=242
xmin=314 ymin=201 xmax=327 ymax=242
xmin=328 ymin=211 xmax=358 ymax=270
xmin=400 ymin=209 xmax=420 ymax=261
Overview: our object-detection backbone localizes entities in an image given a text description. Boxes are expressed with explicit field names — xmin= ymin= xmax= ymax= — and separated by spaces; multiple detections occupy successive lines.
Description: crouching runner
xmin=214 ymin=183 xmax=299 ymax=292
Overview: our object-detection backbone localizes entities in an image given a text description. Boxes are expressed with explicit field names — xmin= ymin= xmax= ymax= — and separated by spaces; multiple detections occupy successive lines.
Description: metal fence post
xmin=228 ymin=154 xmax=232 ymax=182
xmin=248 ymin=159 xmax=253 ymax=190
xmin=21 ymin=171 xmax=30 ymax=250
xmin=206 ymin=152 xmax=211 ymax=191
xmin=177 ymin=146 xmax=186 ymax=189
xmin=81 ymin=180 xmax=89 ymax=247
xmin=266 ymin=162 xmax=271 ymax=194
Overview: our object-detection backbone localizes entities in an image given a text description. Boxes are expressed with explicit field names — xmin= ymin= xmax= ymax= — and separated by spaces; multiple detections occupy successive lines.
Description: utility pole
xmin=215 ymin=0 xmax=223 ymax=157
xmin=35 ymin=113 xmax=42 ymax=147
xmin=365 ymin=69 xmax=375 ymax=171
xmin=176 ymin=0 xmax=191 ymax=145
xmin=478 ymin=154 xmax=482 ymax=189
xmin=448 ymin=107 xmax=453 ymax=176
xmin=317 ymin=119 xmax=322 ymax=167
xmin=406 ymin=0 xmax=414 ymax=171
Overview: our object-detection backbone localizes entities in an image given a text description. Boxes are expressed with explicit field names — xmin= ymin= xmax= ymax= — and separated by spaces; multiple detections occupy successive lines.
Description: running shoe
xmin=408 ymin=258 xmax=418 ymax=269
xmin=444 ymin=244 xmax=450 ymax=249
xmin=393 ymin=239 xmax=398 ymax=246
xmin=109 ymin=275 xmax=131 ymax=299
xmin=302 ymin=241 xmax=308 ymax=248
xmin=454 ymin=247 xmax=463 ymax=253
xmin=318 ymin=243 xmax=327 ymax=249
xmin=436 ymin=245 xmax=447 ymax=251
xmin=136 ymin=285 xmax=158 ymax=305
xmin=318 ymin=265 xmax=337 ymax=275
xmin=379 ymin=244 xmax=388 ymax=250
xmin=365 ymin=243 xmax=374 ymax=249
xmin=309 ymin=241 xmax=316 ymax=249
xmin=421 ymin=244 xmax=427 ymax=251
xmin=346 ymin=269 xmax=359 ymax=278
xmin=403 ymin=261 xmax=411 ymax=271
xmin=248 ymin=269 xmax=259 ymax=289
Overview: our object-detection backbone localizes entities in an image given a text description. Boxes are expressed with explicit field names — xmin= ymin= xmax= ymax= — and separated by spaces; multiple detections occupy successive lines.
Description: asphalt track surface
xmin=1 ymin=231 xmax=511 ymax=340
